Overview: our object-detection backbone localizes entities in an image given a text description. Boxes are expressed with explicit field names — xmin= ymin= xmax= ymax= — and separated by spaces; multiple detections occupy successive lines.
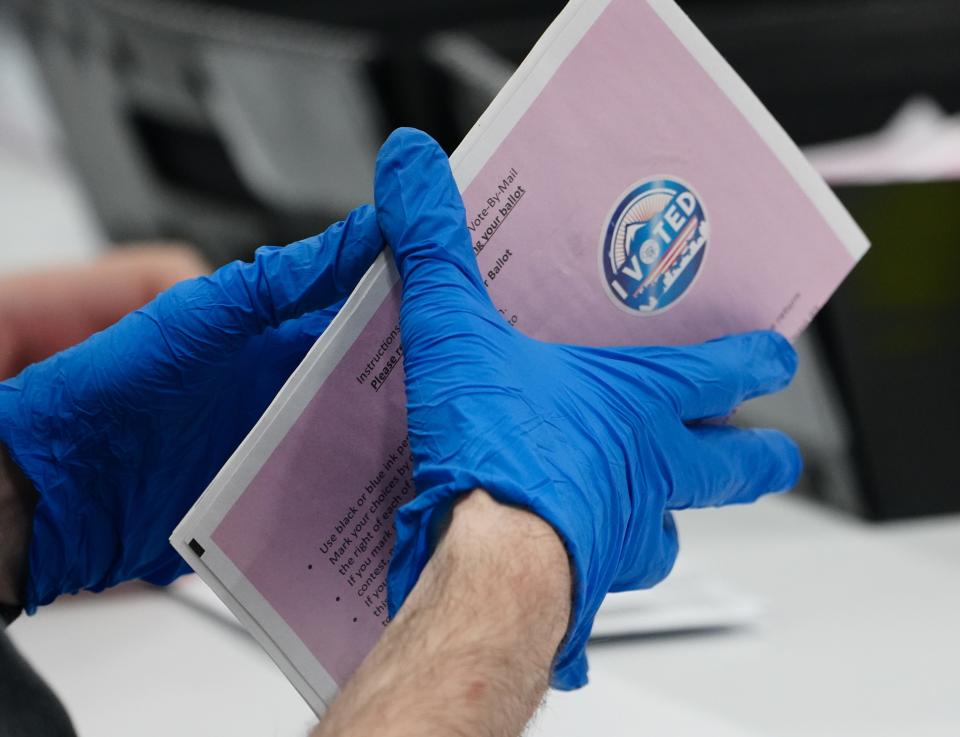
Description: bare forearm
xmin=313 ymin=489 xmax=572 ymax=737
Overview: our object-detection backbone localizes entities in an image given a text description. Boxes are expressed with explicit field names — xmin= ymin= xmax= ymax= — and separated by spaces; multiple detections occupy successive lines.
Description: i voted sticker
xmin=601 ymin=177 xmax=708 ymax=314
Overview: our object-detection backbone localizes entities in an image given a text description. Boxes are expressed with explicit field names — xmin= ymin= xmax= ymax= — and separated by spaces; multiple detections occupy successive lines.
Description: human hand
xmin=376 ymin=129 xmax=802 ymax=689
xmin=0 ymin=208 xmax=382 ymax=611
xmin=0 ymin=244 xmax=209 ymax=380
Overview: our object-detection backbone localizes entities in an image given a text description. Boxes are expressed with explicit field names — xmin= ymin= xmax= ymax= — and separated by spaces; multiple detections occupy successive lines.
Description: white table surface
xmin=8 ymin=494 xmax=960 ymax=737
xmin=583 ymin=497 xmax=960 ymax=737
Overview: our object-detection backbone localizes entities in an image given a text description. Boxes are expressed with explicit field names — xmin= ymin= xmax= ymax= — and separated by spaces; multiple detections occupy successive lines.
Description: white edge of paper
xmin=170 ymin=539 xmax=336 ymax=715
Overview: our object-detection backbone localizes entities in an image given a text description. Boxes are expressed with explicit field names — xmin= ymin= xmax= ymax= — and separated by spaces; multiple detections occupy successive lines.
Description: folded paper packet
xmin=172 ymin=0 xmax=869 ymax=715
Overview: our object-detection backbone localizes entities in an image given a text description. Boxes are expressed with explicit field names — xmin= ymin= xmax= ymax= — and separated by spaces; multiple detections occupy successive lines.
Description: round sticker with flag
xmin=601 ymin=177 xmax=709 ymax=314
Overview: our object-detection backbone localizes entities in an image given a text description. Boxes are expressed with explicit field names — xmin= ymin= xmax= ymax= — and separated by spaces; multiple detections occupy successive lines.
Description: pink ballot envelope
xmin=172 ymin=0 xmax=868 ymax=715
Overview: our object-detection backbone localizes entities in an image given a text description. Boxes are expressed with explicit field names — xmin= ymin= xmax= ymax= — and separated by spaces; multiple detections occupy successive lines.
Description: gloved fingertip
xmin=375 ymin=128 xmax=450 ymax=197
xmin=374 ymin=128 xmax=457 ymax=250
xmin=377 ymin=127 xmax=443 ymax=166
xmin=330 ymin=203 xmax=385 ymax=292
xmin=782 ymin=433 xmax=804 ymax=490
xmin=757 ymin=428 xmax=804 ymax=493
xmin=765 ymin=330 xmax=799 ymax=380
xmin=373 ymin=127 xmax=482 ymax=298
xmin=735 ymin=330 xmax=798 ymax=397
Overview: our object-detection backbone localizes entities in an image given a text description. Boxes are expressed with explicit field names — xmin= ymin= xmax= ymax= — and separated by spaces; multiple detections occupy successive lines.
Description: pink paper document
xmin=172 ymin=0 xmax=868 ymax=715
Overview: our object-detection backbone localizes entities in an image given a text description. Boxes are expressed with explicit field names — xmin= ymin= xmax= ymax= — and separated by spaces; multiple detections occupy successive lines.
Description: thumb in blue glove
xmin=376 ymin=128 xmax=802 ymax=689
xmin=0 ymin=206 xmax=383 ymax=612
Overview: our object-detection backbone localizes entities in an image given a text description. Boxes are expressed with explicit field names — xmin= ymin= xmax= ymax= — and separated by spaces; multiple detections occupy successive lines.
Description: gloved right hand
xmin=377 ymin=128 xmax=802 ymax=690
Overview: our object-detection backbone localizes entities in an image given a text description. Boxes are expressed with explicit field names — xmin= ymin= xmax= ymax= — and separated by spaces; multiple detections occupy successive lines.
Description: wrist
xmin=433 ymin=489 xmax=572 ymax=657
xmin=0 ymin=442 xmax=38 ymax=617
xmin=391 ymin=488 xmax=573 ymax=694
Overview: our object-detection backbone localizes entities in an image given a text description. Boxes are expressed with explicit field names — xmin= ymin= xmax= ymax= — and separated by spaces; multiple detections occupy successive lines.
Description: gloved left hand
xmin=0 ymin=207 xmax=382 ymax=612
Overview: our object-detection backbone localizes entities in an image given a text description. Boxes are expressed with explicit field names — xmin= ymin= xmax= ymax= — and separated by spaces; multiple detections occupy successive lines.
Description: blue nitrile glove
xmin=377 ymin=128 xmax=802 ymax=690
xmin=0 ymin=206 xmax=382 ymax=612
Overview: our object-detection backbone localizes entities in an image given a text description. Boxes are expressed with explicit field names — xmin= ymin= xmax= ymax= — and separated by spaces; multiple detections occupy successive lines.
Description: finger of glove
xmin=610 ymin=511 xmax=679 ymax=592
xmin=374 ymin=128 xmax=496 ymax=317
xmin=667 ymin=425 xmax=802 ymax=509
xmin=152 ymin=204 xmax=381 ymax=357
xmin=620 ymin=331 xmax=798 ymax=422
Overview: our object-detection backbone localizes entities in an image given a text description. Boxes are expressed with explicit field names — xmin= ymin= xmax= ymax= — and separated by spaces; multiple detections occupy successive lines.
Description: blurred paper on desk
xmin=591 ymin=571 xmax=763 ymax=640
xmin=805 ymin=97 xmax=960 ymax=185
xmin=172 ymin=0 xmax=868 ymax=716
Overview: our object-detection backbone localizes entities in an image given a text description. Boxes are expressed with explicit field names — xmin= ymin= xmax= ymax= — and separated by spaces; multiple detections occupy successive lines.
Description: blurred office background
xmin=1 ymin=0 xmax=958 ymax=520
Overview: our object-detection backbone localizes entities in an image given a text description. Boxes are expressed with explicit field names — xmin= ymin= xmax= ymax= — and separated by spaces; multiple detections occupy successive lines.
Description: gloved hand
xmin=0 ymin=207 xmax=382 ymax=612
xmin=377 ymin=129 xmax=802 ymax=689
